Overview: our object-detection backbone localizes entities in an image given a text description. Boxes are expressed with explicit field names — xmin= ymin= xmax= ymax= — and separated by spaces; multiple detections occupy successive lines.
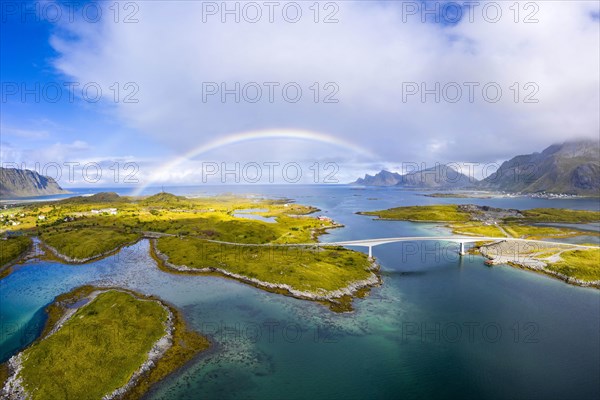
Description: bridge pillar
xmin=368 ymin=246 xmax=373 ymax=259
xmin=459 ymin=242 xmax=466 ymax=256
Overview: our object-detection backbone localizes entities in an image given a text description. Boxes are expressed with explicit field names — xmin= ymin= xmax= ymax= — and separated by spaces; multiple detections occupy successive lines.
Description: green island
xmin=1 ymin=192 xmax=380 ymax=310
xmin=0 ymin=286 xmax=210 ymax=400
xmin=359 ymin=204 xmax=470 ymax=222
xmin=153 ymin=237 xmax=374 ymax=299
xmin=359 ymin=204 xmax=600 ymax=286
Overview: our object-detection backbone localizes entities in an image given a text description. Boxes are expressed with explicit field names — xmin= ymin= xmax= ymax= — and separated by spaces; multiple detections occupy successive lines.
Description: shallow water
xmin=1 ymin=186 xmax=599 ymax=400
xmin=232 ymin=208 xmax=276 ymax=223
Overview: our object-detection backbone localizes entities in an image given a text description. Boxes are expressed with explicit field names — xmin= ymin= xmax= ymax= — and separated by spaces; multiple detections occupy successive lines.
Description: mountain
xmin=354 ymin=170 xmax=403 ymax=186
xmin=0 ymin=167 xmax=69 ymax=198
xmin=353 ymin=165 xmax=477 ymax=189
xmin=482 ymin=139 xmax=600 ymax=195
xmin=59 ymin=192 xmax=125 ymax=204
xmin=395 ymin=164 xmax=476 ymax=189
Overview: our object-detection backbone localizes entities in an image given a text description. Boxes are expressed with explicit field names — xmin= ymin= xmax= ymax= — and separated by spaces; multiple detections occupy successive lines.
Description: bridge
xmin=320 ymin=236 xmax=596 ymax=258
xmin=201 ymin=235 xmax=597 ymax=259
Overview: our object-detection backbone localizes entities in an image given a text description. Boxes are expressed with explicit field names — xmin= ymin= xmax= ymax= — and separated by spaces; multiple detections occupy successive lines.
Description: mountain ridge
xmin=0 ymin=167 xmax=69 ymax=198
xmin=352 ymin=139 xmax=600 ymax=195
xmin=353 ymin=164 xmax=477 ymax=189
xmin=481 ymin=139 xmax=600 ymax=194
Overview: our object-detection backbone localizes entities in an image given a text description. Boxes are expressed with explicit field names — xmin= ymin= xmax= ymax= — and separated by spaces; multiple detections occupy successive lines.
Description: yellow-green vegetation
xmin=18 ymin=290 xmax=168 ymax=400
xmin=503 ymin=224 xmax=581 ymax=239
xmin=23 ymin=285 xmax=210 ymax=400
xmin=516 ymin=208 xmax=600 ymax=223
xmin=0 ymin=235 xmax=31 ymax=266
xmin=0 ymin=192 xmax=339 ymax=261
xmin=360 ymin=204 xmax=469 ymax=222
xmin=449 ymin=223 xmax=506 ymax=237
xmin=1 ymin=192 xmax=380 ymax=302
xmin=546 ymin=249 xmax=600 ymax=282
xmin=360 ymin=204 xmax=596 ymax=240
xmin=2 ymin=192 xmax=332 ymax=244
xmin=156 ymin=236 xmax=373 ymax=294
xmin=531 ymin=248 xmax=566 ymax=258
xmin=40 ymin=227 xmax=140 ymax=260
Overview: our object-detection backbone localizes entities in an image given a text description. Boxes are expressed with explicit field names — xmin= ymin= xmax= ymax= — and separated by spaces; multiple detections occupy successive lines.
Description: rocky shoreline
xmin=40 ymin=238 xmax=140 ymax=264
xmin=479 ymin=243 xmax=600 ymax=289
xmin=150 ymin=239 xmax=381 ymax=303
xmin=0 ymin=289 xmax=175 ymax=400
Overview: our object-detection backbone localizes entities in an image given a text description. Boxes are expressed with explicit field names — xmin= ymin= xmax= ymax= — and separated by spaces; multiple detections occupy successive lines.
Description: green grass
xmin=515 ymin=208 xmax=600 ymax=223
xmin=5 ymin=192 xmax=330 ymax=247
xmin=449 ymin=223 xmax=506 ymax=237
xmin=360 ymin=205 xmax=595 ymax=241
xmin=503 ymin=224 xmax=580 ymax=239
xmin=156 ymin=236 xmax=373 ymax=294
xmin=546 ymin=249 xmax=600 ymax=281
xmin=18 ymin=290 xmax=168 ymax=400
xmin=40 ymin=228 xmax=140 ymax=259
xmin=360 ymin=205 xmax=469 ymax=222
xmin=0 ymin=235 xmax=31 ymax=266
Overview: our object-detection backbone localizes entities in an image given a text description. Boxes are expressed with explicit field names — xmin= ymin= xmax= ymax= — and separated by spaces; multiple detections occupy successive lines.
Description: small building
xmin=38 ymin=215 xmax=46 ymax=220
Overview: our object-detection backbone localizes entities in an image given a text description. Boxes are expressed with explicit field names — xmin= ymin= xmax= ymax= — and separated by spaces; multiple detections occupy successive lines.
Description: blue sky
xmin=1 ymin=1 xmax=599 ymax=188
xmin=1 ymin=1 xmax=155 ymax=161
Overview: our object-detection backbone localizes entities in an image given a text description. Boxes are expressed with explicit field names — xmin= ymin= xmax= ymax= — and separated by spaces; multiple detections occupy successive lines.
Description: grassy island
xmin=1 ymin=286 xmax=210 ymax=400
xmin=359 ymin=204 xmax=469 ymax=222
xmin=154 ymin=236 xmax=374 ymax=295
xmin=359 ymin=204 xmax=600 ymax=287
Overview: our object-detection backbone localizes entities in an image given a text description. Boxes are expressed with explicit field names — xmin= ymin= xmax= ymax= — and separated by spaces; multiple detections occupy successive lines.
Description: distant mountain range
xmin=353 ymin=139 xmax=600 ymax=195
xmin=354 ymin=164 xmax=476 ymax=189
xmin=0 ymin=167 xmax=69 ymax=198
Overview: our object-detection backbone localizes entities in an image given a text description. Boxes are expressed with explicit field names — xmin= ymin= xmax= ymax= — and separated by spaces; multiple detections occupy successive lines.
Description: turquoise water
xmin=1 ymin=186 xmax=599 ymax=399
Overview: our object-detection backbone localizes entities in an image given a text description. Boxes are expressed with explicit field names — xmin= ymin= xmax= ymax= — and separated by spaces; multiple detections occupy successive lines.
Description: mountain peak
xmin=354 ymin=170 xmax=403 ymax=186
xmin=0 ymin=167 xmax=69 ymax=198
xmin=353 ymin=164 xmax=477 ymax=189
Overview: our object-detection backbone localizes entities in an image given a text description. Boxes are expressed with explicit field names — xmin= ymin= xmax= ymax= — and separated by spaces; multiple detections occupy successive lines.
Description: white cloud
xmin=47 ymin=0 xmax=599 ymax=173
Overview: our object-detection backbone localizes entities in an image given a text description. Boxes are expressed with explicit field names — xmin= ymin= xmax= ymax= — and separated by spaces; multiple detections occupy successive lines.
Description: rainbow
xmin=131 ymin=129 xmax=375 ymax=195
